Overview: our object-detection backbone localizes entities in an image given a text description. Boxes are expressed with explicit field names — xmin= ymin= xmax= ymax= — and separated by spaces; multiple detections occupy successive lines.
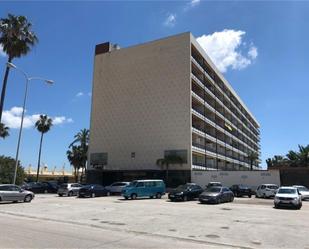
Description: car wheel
xmin=274 ymin=204 xmax=278 ymax=209
xmin=156 ymin=193 xmax=162 ymax=199
xmin=131 ymin=193 xmax=137 ymax=200
xmin=217 ymin=198 xmax=221 ymax=204
xmin=24 ymin=195 xmax=32 ymax=203
xmin=183 ymin=195 xmax=188 ymax=202
xmin=248 ymin=194 xmax=252 ymax=198
xmin=44 ymin=189 xmax=48 ymax=194
xmin=230 ymin=196 xmax=234 ymax=202
xmin=124 ymin=196 xmax=129 ymax=200
xmin=106 ymin=191 xmax=110 ymax=196
xmin=296 ymin=203 xmax=302 ymax=210
xmin=263 ymin=193 xmax=266 ymax=198
xmin=150 ymin=196 xmax=153 ymax=199
xmin=58 ymin=194 xmax=63 ymax=197
xmin=68 ymin=191 xmax=73 ymax=197
xmin=91 ymin=192 xmax=96 ymax=198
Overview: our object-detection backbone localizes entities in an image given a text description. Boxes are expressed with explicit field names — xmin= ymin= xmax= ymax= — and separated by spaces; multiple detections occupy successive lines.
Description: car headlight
xmin=293 ymin=197 xmax=299 ymax=201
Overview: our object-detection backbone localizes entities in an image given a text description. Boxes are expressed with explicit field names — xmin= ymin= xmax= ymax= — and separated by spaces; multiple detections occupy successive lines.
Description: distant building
xmin=25 ymin=164 xmax=74 ymax=181
xmin=87 ymin=32 xmax=260 ymax=185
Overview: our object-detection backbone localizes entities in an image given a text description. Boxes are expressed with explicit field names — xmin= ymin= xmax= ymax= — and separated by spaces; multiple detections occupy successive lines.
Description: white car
xmin=105 ymin=182 xmax=130 ymax=194
xmin=0 ymin=184 xmax=34 ymax=203
xmin=293 ymin=185 xmax=309 ymax=200
xmin=256 ymin=184 xmax=279 ymax=198
xmin=274 ymin=187 xmax=302 ymax=209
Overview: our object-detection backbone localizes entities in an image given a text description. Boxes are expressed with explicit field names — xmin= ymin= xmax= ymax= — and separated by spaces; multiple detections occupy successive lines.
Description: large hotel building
xmin=87 ymin=32 xmax=260 ymax=184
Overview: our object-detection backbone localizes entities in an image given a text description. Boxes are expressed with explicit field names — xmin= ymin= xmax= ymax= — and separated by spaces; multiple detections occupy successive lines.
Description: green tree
xmin=0 ymin=122 xmax=9 ymax=139
xmin=35 ymin=115 xmax=53 ymax=182
xmin=0 ymin=155 xmax=25 ymax=184
xmin=246 ymin=151 xmax=259 ymax=170
xmin=67 ymin=145 xmax=83 ymax=182
xmin=0 ymin=14 xmax=38 ymax=122
xmin=156 ymin=154 xmax=184 ymax=185
xmin=69 ymin=129 xmax=89 ymax=180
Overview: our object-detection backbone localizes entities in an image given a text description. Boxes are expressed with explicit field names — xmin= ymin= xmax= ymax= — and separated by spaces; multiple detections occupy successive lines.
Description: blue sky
xmin=0 ymin=1 xmax=308 ymax=170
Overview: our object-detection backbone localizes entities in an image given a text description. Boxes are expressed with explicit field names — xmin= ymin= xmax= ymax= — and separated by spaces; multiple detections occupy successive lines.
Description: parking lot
xmin=1 ymin=194 xmax=309 ymax=248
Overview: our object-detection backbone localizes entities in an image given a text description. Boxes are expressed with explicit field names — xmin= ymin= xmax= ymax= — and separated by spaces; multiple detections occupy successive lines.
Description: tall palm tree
xmin=156 ymin=154 xmax=184 ymax=185
xmin=67 ymin=145 xmax=83 ymax=182
xmin=35 ymin=115 xmax=52 ymax=182
xmin=0 ymin=122 xmax=9 ymax=139
xmin=247 ymin=151 xmax=259 ymax=170
xmin=69 ymin=129 xmax=89 ymax=179
xmin=0 ymin=14 xmax=38 ymax=122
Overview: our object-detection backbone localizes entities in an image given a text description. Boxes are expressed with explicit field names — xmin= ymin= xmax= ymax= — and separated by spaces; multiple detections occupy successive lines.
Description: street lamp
xmin=7 ymin=62 xmax=54 ymax=185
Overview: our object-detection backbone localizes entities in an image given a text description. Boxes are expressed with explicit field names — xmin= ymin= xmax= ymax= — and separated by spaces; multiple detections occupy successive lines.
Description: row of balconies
xmin=192 ymin=90 xmax=259 ymax=148
xmin=191 ymin=146 xmax=258 ymax=169
xmin=191 ymin=57 xmax=259 ymax=137
xmin=192 ymin=106 xmax=259 ymax=153
xmin=191 ymin=47 xmax=259 ymax=133
xmin=191 ymin=72 xmax=259 ymax=144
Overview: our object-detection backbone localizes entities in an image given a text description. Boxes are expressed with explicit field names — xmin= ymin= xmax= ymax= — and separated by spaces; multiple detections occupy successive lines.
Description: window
xmin=131 ymin=152 xmax=135 ymax=159
xmin=136 ymin=182 xmax=144 ymax=188
xmin=0 ymin=185 xmax=10 ymax=191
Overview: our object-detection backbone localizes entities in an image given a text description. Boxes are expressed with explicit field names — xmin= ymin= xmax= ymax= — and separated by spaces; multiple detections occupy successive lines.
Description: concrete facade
xmin=88 ymin=32 xmax=260 ymax=185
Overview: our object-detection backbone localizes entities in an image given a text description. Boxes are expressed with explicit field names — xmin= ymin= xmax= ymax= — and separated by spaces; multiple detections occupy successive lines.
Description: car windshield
xmin=267 ymin=185 xmax=278 ymax=189
xmin=297 ymin=187 xmax=308 ymax=191
xmin=206 ymin=187 xmax=221 ymax=193
xmin=278 ymin=188 xmax=296 ymax=194
xmin=175 ymin=184 xmax=191 ymax=191
xmin=128 ymin=181 xmax=138 ymax=187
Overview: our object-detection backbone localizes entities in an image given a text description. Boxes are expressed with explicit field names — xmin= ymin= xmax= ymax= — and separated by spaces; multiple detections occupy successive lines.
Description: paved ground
xmin=0 ymin=194 xmax=309 ymax=249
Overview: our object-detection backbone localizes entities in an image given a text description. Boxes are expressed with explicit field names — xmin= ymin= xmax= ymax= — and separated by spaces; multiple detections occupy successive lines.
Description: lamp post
xmin=7 ymin=62 xmax=54 ymax=185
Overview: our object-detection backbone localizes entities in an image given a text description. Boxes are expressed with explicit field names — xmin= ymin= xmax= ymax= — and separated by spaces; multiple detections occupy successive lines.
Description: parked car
xmin=274 ymin=187 xmax=302 ymax=209
xmin=105 ymin=182 xmax=130 ymax=194
xmin=293 ymin=185 xmax=309 ymax=200
xmin=206 ymin=182 xmax=222 ymax=189
xmin=22 ymin=182 xmax=58 ymax=193
xmin=256 ymin=184 xmax=279 ymax=198
xmin=168 ymin=183 xmax=203 ymax=201
xmin=230 ymin=184 xmax=252 ymax=198
xmin=57 ymin=183 xmax=82 ymax=197
xmin=199 ymin=186 xmax=234 ymax=204
xmin=122 ymin=180 xmax=165 ymax=200
xmin=0 ymin=184 xmax=34 ymax=203
xmin=78 ymin=184 xmax=110 ymax=198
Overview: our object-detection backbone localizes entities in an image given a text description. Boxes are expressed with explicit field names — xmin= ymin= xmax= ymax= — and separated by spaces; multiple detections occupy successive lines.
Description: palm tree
xmin=67 ymin=146 xmax=83 ymax=182
xmin=247 ymin=151 xmax=259 ymax=170
xmin=0 ymin=122 xmax=9 ymax=139
xmin=69 ymin=129 xmax=89 ymax=179
xmin=35 ymin=115 xmax=52 ymax=182
xmin=0 ymin=14 xmax=38 ymax=122
xmin=156 ymin=154 xmax=184 ymax=185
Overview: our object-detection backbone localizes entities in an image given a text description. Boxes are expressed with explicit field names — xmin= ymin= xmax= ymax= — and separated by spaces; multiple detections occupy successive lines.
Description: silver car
xmin=57 ymin=183 xmax=82 ymax=197
xmin=0 ymin=184 xmax=34 ymax=203
xmin=293 ymin=185 xmax=309 ymax=200
xmin=105 ymin=182 xmax=130 ymax=194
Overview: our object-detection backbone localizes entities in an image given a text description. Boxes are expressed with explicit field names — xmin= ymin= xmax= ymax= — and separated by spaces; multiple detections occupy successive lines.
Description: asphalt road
xmin=0 ymin=194 xmax=309 ymax=249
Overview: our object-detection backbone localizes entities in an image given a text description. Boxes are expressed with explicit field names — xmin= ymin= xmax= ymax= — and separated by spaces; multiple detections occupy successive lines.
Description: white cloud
xmin=190 ymin=0 xmax=200 ymax=7
xmin=76 ymin=92 xmax=84 ymax=97
xmin=2 ymin=107 xmax=73 ymax=129
xmin=196 ymin=29 xmax=258 ymax=73
xmin=163 ymin=13 xmax=176 ymax=27
xmin=248 ymin=45 xmax=258 ymax=59
xmin=0 ymin=44 xmax=5 ymax=57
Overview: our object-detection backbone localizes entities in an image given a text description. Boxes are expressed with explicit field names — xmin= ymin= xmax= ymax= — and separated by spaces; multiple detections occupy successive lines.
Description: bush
xmin=0 ymin=155 xmax=25 ymax=185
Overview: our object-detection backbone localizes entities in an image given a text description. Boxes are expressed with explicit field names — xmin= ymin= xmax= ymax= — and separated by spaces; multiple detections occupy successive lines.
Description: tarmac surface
xmin=0 ymin=194 xmax=309 ymax=248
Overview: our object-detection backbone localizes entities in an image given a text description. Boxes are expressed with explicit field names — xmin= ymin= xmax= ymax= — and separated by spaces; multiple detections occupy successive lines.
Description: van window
xmin=136 ymin=182 xmax=145 ymax=188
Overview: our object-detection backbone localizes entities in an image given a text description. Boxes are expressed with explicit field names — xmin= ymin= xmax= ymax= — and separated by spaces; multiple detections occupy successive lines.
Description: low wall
xmin=191 ymin=170 xmax=281 ymax=190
